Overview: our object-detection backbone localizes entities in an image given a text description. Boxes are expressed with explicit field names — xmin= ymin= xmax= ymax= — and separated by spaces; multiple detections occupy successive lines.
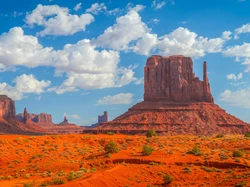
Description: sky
xmin=0 ymin=0 xmax=250 ymax=125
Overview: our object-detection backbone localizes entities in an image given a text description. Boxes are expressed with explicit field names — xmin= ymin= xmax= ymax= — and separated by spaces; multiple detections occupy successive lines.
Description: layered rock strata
xmin=90 ymin=55 xmax=250 ymax=135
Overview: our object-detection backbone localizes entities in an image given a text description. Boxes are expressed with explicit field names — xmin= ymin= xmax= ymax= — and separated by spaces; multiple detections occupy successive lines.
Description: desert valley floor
xmin=0 ymin=134 xmax=249 ymax=187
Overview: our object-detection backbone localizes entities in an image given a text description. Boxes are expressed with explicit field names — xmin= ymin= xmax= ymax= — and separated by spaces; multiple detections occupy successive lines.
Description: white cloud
xmin=226 ymin=73 xmax=243 ymax=81
xmin=223 ymin=43 xmax=250 ymax=58
xmin=234 ymin=23 xmax=250 ymax=39
xmin=97 ymin=93 xmax=133 ymax=105
xmin=0 ymin=74 xmax=51 ymax=100
xmin=222 ymin=31 xmax=232 ymax=40
xmin=0 ymin=27 xmax=53 ymax=70
xmin=25 ymin=4 xmax=94 ymax=36
xmin=156 ymin=27 xmax=226 ymax=58
xmin=93 ymin=6 xmax=228 ymax=57
xmin=86 ymin=3 xmax=123 ymax=16
xmin=219 ymin=88 xmax=250 ymax=108
xmin=0 ymin=27 xmax=139 ymax=94
xmin=48 ymin=39 xmax=137 ymax=93
xmin=74 ymin=3 xmax=82 ymax=11
xmin=152 ymin=1 xmax=166 ymax=10
xmin=223 ymin=43 xmax=250 ymax=72
xmin=52 ymin=39 xmax=119 ymax=74
xmin=148 ymin=18 xmax=160 ymax=24
xmin=134 ymin=77 xmax=144 ymax=85
xmin=86 ymin=3 xmax=107 ymax=15
xmin=92 ymin=5 xmax=148 ymax=51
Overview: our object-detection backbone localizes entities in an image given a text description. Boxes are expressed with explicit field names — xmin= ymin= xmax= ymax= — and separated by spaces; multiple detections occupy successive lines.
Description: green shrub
xmin=215 ymin=134 xmax=224 ymax=138
xmin=235 ymin=182 xmax=247 ymax=187
xmin=163 ymin=174 xmax=174 ymax=185
xmin=52 ymin=178 xmax=65 ymax=185
xmin=142 ymin=145 xmax=153 ymax=156
xmin=104 ymin=141 xmax=119 ymax=153
xmin=233 ymin=150 xmax=243 ymax=158
xmin=106 ymin=132 xmax=115 ymax=135
xmin=187 ymin=145 xmax=202 ymax=156
xmin=244 ymin=132 xmax=250 ymax=138
xmin=146 ymin=129 xmax=157 ymax=138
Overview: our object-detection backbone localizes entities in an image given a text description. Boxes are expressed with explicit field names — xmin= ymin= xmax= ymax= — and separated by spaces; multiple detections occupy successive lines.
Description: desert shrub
xmin=187 ymin=145 xmax=202 ymax=156
xmin=235 ymin=182 xmax=247 ymax=187
xmin=40 ymin=181 xmax=50 ymax=186
xmin=163 ymin=174 xmax=174 ymax=185
xmin=52 ymin=178 xmax=65 ymax=185
xmin=68 ymin=171 xmax=82 ymax=181
xmin=146 ymin=129 xmax=157 ymax=138
xmin=244 ymin=132 xmax=250 ymax=138
xmin=215 ymin=134 xmax=224 ymax=138
xmin=104 ymin=141 xmax=119 ymax=153
xmin=233 ymin=150 xmax=243 ymax=158
xmin=142 ymin=145 xmax=153 ymax=156
xmin=23 ymin=181 xmax=36 ymax=187
xmin=106 ymin=132 xmax=115 ymax=135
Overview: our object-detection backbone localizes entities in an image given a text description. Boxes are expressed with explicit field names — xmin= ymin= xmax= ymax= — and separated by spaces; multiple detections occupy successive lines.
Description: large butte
xmin=87 ymin=55 xmax=250 ymax=135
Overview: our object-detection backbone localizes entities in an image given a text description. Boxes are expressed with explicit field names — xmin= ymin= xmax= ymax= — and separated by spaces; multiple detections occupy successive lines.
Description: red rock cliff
xmin=32 ymin=113 xmax=53 ymax=123
xmin=144 ymin=55 xmax=214 ymax=102
xmin=0 ymin=95 xmax=16 ymax=118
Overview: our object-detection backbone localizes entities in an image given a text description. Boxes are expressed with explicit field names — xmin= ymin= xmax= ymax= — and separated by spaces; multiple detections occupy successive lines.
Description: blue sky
xmin=0 ymin=0 xmax=250 ymax=125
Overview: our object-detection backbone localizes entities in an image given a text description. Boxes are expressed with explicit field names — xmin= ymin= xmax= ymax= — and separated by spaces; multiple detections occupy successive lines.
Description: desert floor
xmin=0 ymin=134 xmax=249 ymax=187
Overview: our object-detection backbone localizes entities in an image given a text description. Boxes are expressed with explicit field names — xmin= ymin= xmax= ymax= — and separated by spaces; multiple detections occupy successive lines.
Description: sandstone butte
xmin=0 ymin=95 xmax=83 ymax=134
xmin=91 ymin=55 xmax=250 ymax=135
xmin=16 ymin=109 xmax=83 ymax=134
xmin=0 ymin=95 xmax=45 ymax=134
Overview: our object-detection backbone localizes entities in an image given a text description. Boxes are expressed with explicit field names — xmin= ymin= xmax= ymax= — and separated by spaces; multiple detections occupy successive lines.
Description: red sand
xmin=0 ymin=134 xmax=249 ymax=186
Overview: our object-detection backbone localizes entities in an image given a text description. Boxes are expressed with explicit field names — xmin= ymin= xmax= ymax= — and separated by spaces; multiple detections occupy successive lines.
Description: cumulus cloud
xmin=97 ymin=93 xmax=133 ymax=105
xmin=74 ymin=3 xmax=82 ymax=11
xmin=219 ymin=89 xmax=250 ymax=108
xmin=93 ymin=6 xmax=228 ymax=57
xmin=25 ymin=4 xmax=94 ymax=36
xmin=86 ymin=3 xmax=123 ymax=15
xmin=48 ymin=39 xmax=138 ymax=94
xmin=0 ymin=74 xmax=51 ymax=100
xmin=223 ymin=43 xmax=250 ymax=72
xmin=234 ymin=23 xmax=250 ymax=39
xmin=152 ymin=1 xmax=166 ymax=10
xmin=226 ymin=73 xmax=243 ymax=81
xmin=86 ymin=3 xmax=107 ymax=15
xmin=0 ymin=27 xmax=53 ymax=70
xmin=222 ymin=31 xmax=232 ymax=40
xmin=92 ymin=5 xmax=148 ymax=51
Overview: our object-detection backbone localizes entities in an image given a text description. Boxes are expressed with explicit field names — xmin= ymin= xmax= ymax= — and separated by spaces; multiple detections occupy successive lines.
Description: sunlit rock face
xmin=0 ymin=95 xmax=16 ymax=118
xmin=144 ymin=55 xmax=213 ymax=102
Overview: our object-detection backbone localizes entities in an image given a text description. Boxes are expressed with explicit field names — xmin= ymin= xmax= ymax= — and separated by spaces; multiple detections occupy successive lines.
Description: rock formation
xmin=23 ymin=108 xmax=29 ymax=123
xmin=57 ymin=116 xmax=76 ymax=126
xmin=89 ymin=55 xmax=250 ymax=135
xmin=17 ymin=111 xmax=54 ymax=126
xmin=90 ymin=111 xmax=108 ymax=128
xmin=16 ymin=110 xmax=83 ymax=134
xmin=0 ymin=95 xmax=16 ymax=118
xmin=0 ymin=95 xmax=47 ymax=135
xmin=144 ymin=55 xmax=213 ymax=102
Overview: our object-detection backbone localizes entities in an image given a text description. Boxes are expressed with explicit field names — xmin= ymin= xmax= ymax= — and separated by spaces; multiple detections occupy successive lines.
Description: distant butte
xmin=90 ymin=55 xmax=250 ymax=135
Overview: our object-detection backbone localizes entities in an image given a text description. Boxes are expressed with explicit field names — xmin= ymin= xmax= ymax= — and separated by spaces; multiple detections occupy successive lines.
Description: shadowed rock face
xmin=144 ymin=55 xmax=214 ymax=102
xmin=0 ymin=95 xmax=16 ymax=118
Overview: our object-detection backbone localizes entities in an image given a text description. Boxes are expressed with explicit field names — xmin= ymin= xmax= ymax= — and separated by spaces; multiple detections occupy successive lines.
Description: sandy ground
xmin=0 ymin=134 xmax=249 ymax=186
